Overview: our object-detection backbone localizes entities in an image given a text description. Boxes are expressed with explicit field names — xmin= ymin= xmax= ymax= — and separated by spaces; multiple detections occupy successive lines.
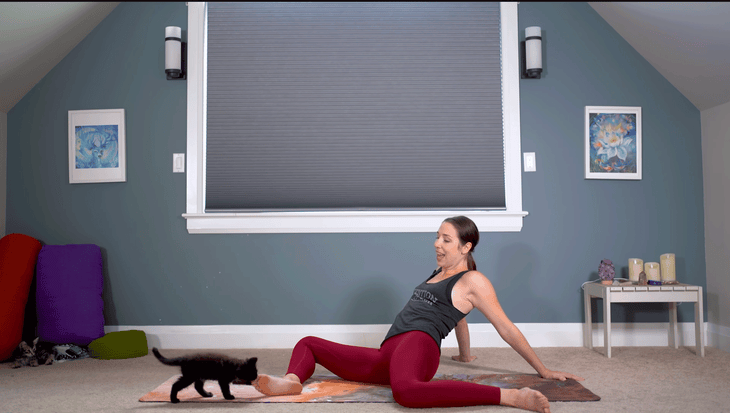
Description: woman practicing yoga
xmin=254 ymin=216 xmax=583 ymax=412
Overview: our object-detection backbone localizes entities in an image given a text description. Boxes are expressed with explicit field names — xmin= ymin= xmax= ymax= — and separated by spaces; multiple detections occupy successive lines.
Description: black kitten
xmin=152 ymin=347 xmax=257 ymax=403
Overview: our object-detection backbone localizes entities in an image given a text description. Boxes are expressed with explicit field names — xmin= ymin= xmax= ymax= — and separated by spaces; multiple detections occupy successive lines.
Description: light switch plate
xmin=523 ymin=152 xmax=536 ymax=172
xmin=173 ymin=153 xmax=185 ymax=173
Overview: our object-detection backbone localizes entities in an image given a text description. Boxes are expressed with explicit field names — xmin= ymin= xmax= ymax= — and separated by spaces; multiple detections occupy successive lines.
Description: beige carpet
xmin=2 ymin=346 xmax=729 ymax=412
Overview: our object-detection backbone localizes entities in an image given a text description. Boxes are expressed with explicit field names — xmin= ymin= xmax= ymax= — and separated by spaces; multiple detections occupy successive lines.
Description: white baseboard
xmin=105 ymin=322 xmax=710 ymax=350
xmin=707 ymin=323 xmax=730 ymax=353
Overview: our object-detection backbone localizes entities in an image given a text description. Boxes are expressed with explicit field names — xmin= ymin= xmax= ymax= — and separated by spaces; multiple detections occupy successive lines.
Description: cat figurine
xmin=152 ymin=347 xmax=257 ymax=403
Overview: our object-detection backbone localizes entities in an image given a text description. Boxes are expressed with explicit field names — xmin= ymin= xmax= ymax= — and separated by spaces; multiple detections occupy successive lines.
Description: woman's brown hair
xmin=443 ymin=216 xmax=480 ymax=271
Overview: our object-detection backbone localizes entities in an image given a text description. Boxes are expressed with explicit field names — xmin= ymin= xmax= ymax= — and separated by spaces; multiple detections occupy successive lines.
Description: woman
xmin=254 ymin=216 xmax=583 ymax=413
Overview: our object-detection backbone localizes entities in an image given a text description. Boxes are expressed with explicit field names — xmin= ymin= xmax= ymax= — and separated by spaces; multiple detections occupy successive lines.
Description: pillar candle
xmin=645 ymin=262 xmax=660 ymax=281
xmin=660 ymin=253 xmax=676 ymax=282
xmin=628 ymin=258 xmax=643 ymax=282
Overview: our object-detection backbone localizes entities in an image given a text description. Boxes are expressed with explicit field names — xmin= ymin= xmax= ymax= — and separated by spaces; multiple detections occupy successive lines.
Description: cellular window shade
xmin=206 ymin=2 xmax=505 ymax=211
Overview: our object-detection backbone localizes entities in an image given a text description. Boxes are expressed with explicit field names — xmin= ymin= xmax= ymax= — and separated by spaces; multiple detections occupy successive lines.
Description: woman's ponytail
xmin=467 ymin=251 xmax=477 ymax=271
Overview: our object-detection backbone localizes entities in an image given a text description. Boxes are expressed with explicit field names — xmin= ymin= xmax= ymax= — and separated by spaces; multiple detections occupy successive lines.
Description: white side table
xmin=583 ymin=282 xmax=704 ymax=358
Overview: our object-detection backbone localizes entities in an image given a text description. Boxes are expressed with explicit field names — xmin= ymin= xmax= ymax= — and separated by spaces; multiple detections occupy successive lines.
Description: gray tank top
xmin=382 ymin=268 xmax=470 ymax=348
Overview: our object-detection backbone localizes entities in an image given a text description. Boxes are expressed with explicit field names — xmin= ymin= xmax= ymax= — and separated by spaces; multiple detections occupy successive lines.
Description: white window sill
xmin=182 ymin=210 xmax=528 ymax=234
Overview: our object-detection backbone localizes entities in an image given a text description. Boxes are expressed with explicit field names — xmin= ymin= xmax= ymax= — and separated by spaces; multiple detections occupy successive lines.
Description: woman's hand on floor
xmin=540 ymin=369 xmax=585 ymax=381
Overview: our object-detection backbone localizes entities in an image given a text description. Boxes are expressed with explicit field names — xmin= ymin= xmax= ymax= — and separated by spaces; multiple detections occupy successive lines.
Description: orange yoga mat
xmin=140 ymin=374 xmax=600 ymax=403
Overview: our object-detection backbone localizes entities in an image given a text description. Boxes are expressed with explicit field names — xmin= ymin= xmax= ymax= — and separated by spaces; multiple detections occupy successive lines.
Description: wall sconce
xmin=521 ymin=26 xmax=542 ymax=79
xmin=165 ymin=26 xmax=186 ymax=80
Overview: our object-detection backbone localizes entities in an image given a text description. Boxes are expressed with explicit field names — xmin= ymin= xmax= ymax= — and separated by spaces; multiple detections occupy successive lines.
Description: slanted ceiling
xmin=0 ymin=2 xmax=119 ymax=113
xmin=1 ymin=2 xmax=730 ymax=113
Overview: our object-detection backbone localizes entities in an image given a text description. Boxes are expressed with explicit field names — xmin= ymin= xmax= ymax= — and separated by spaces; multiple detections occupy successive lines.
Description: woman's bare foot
xmin=500 ymin=387 xmax=551 ymax=413
xmin=451 ymin=354 xmax=477 ymax=363
xmin=253 ymin=374 xmax=303 ymax=396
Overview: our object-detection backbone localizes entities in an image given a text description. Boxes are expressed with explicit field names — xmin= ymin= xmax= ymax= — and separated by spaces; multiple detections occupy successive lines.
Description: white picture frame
xmin=585 ymin=106 xmax=642 ymax=180
xmin=68 ymin=109 xmax=126 ymax=184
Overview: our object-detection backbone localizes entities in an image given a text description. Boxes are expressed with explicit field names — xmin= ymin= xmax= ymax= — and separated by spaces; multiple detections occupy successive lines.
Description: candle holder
xmin=645 ymin=262 xmax=661 ymax=282
xmin=628 ymin=258 xmax=643 ymax=283
xmin=660 ymin=253 xmax=676 ymax=283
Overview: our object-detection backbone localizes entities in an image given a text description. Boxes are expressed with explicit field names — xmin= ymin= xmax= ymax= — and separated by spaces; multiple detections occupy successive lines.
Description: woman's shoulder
xmin=459 ymin=270 xmax=494 ymax=289
xmin=463 ymin=269 xmax=486 ymax=279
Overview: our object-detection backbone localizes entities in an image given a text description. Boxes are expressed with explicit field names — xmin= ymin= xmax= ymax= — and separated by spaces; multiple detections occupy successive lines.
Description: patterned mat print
xmin=140 ymin=374 xmax=600 ymax=403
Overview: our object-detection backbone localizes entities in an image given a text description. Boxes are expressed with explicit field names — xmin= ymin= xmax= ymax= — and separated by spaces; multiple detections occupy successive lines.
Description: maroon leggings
xmin=286 ymin=331 xmax=501 ymax=408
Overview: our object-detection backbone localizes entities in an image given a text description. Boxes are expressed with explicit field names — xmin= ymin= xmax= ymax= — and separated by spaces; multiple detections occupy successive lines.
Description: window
xmin=184 ymin=2 xmax=526 ymax=234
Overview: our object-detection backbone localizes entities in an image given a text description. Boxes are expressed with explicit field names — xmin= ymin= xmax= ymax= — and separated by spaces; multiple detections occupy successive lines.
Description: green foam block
xmin=88 ymin=330 xmax=148 ymax=360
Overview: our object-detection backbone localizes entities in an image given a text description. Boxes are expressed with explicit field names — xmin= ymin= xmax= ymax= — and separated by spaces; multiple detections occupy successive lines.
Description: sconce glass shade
xmin=525 ymin=26 xmax=542 ymax=78
xmin=165 ymin=26 xmax=182 ymax=79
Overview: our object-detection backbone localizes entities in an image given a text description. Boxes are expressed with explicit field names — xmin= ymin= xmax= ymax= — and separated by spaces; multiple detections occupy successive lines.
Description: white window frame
xmin=183 ymin=2 xmax=527 ymax=234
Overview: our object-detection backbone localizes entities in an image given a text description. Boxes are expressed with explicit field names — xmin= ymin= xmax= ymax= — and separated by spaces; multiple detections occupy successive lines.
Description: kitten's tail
xmin=152 ymin=347 xmax=181 ymax=366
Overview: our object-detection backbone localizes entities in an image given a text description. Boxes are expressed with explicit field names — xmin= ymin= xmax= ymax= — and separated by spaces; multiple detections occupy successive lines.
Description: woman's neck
xmin=440 ymin=263 xmax=469 ymax=278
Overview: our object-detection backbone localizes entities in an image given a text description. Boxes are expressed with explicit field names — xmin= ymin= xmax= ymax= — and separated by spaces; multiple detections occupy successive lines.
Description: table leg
xmin=696 ymin=287 xmax=705 ymax=357
xmin=584 ymin=291 xmax=593 ymax=350
xmin=669 ymin=302 xmax=678 ymax=349
xmin=604 ymin=293 xmax=611 ymax=358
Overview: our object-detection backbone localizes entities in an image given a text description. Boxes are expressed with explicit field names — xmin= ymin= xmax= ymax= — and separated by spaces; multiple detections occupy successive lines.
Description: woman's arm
xmin=493 ymin=319 xmax=550 ymax=376
xmin=462 ymin=272 xmax=584 ymax=381
xmin=451 ymin=318 xmax=477 ymax=362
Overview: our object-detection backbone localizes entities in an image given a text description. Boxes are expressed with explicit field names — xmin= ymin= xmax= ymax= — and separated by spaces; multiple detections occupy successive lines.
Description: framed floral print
xmin=68 ymin=109 xmax=126 ymax=184
xmin=585 ymin=106 xmax=641 ymax=180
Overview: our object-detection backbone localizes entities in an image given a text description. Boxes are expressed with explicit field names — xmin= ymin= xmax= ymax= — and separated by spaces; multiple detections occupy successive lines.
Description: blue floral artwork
xmin=588 ymin=113 xmax=637 ymax=173
xmin=75 ymin=125 xmax=119 ymax=169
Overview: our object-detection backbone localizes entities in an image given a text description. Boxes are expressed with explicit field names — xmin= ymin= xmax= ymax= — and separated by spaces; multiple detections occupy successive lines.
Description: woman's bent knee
xmin=294 ymin=336 xmax=321 ymax=348
xmin=391 ymin=382 xmax=424 ymax=408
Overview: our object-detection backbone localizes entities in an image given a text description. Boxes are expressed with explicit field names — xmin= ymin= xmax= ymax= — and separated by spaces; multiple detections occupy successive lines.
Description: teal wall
xmin=7 ymin=2 xmax=705 ymax=327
